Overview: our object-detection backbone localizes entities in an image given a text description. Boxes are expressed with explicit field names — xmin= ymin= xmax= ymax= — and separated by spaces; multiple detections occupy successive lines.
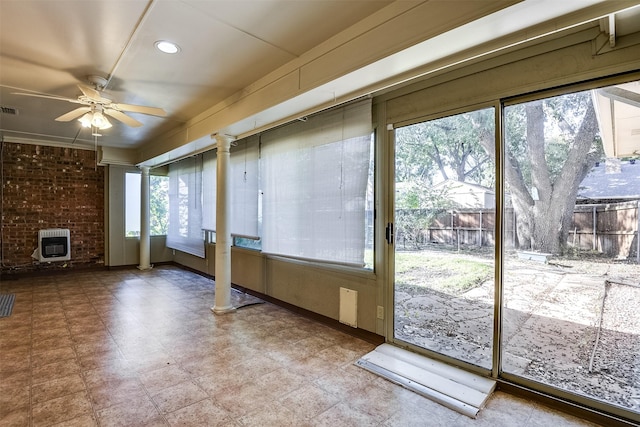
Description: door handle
xmin=386 ymin=222 xmax=394 ymax=244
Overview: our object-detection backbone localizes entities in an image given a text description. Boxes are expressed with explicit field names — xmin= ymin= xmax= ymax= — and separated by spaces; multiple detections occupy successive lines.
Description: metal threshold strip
xmin=355 ymin=344 xmax=496 ymax=418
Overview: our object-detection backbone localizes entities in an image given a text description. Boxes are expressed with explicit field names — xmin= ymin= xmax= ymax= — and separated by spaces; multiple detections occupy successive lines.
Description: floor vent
xmin=356 ymin=344 xmax=495 ymax=418
xmin=339 ymin=287 xmax=358 ymax=327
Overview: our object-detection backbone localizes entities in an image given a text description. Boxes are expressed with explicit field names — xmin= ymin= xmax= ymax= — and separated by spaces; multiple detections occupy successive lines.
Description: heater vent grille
xmin=37 ymin=229 xmax=71 ymax=262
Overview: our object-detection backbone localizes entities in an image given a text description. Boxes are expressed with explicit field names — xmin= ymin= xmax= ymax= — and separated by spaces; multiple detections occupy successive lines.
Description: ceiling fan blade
xmin=12 ymin=92 xmax=82 ymax=104
xmin=112 ymin=103 xmax=167 ymax=117
xmin=55 ymin=107 xmax=91 ymax=122
xmin=104 ymin=108 xmax=143 ymax=127
xmin=78 ymin=84 xmax=103 ymax=102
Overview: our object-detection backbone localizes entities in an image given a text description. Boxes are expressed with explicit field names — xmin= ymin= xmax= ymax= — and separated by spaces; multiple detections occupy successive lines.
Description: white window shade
xmin=202 ymin=151 xmax=217 ymax=231
xmin=202 ymin=137 xmax=259 ymax=239
xmin=260 ymin=99 xmax=372 ymax=266
xmin=167 ymin=156 xmax=205 ymax=258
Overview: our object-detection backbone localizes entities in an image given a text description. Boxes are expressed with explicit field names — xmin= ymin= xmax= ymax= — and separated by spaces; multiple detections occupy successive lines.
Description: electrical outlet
xmin=377 ymin=305 xmax=384 ymax=320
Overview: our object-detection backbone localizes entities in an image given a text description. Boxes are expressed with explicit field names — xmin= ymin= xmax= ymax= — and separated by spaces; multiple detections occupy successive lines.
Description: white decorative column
xmin=138 ymin=166 xmax=152 ymax=270
xmin=212 ymin=134 xmax=235 ymax=314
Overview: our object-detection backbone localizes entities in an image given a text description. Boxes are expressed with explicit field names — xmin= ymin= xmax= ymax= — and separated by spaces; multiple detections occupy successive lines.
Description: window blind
xmin=201 ymin=136 xmax=259 ymax=239
xmin=260 ymin=99 xmax=372 ymax=266
xmin=167 ymin=156 xmax=205 ymax=258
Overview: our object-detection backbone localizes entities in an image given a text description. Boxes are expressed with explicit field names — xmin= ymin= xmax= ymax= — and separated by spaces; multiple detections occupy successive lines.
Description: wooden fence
xmin=396 ymin=200 xmax=640 ymax=260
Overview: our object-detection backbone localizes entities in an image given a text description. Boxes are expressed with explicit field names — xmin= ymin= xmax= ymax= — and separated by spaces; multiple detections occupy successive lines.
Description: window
xmin=166 ymin=100 xmax=374 ymax=268
xmin=150 ymin=175 xmax=169 ymax=236
xmin=167 ymin=156 xmax=205 ymax=257
xmin=202 ymin=137 xmax=259 ymax=239
xmin=260 ymin=99 xmax=373 ymax=266
xmin=125 ymin=172 xmax=169 ymax=237
xmin=502 ymin=81 xmax=640 ymax=416
xmin=125 ymin=172 xmax=141 ymax=237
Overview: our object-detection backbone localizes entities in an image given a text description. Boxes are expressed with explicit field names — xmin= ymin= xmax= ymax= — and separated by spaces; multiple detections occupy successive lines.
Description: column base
xmin=137 ymin=264 xmax=153 ymax=271
xmin=211 ymin=305 xmax=236 ymax=315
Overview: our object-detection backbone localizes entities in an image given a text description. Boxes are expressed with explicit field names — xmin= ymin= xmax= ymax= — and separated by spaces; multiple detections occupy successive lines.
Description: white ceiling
xmin=1 ymin=0 xmax=640 ymax=160
xmin=0 ymin=0 xmax=392 ymax=148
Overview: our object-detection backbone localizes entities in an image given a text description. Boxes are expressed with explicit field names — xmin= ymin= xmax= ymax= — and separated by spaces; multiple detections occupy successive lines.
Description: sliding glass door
xmin=393 ymin=107 xmax=496 ymax=370
xmin=501 ymin=83 xmax=640 ymax=417
xmin=389 ymin=78 xmax=640 ymax=422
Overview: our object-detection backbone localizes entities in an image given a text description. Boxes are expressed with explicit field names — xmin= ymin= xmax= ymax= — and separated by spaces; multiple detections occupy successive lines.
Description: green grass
xmin=395 ymin=251 xmax=493 ymax=295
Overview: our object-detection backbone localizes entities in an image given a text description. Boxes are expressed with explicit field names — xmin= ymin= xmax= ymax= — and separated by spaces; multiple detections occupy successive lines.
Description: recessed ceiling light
xmin=155 ymin=40 xmax=180 ymax=54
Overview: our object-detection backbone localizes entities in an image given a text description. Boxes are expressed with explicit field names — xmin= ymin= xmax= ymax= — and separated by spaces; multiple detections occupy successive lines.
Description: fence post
xmin=593 ymin=206 xmax=597 ymax=252
xmin=450 ymin=211 xmax=454 ymax=246
xmin=479 ymin=210 xmax=483 ymax=247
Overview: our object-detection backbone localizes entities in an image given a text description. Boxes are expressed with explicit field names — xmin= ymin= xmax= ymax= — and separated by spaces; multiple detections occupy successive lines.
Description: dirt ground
xmin=394 ymin=248 xmax=640 ymax=413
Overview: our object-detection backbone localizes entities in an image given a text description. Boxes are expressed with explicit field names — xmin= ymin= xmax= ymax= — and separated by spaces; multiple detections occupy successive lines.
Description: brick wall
xmin=1 ymin=142 xmax=104 ymax=274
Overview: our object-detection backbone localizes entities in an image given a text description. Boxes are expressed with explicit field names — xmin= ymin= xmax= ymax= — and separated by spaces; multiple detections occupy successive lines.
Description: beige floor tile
xmin=88 ymin=377 xmax=147 ymax=410
xmin=50 ymin=414 xmax=99 ymax=426
xmin=473 ymin=391 xmax=535 ymax=426
xmin=310 ymin=402 xmax=379 ymax=427
xmin=0 ymin=369 xmax=31 ymax=389
xmin=31 ymin=373 xmax=86 ymax=404
xmin=96 ymin=395 xmax=165 ymax=427
xmin=195 ymin=370 xmax=246 ymax=398
xmin=32 ymin=357 xmax=82 ymax=385
xmin=151 ymin=380 xmax=209 ymax=414
xmin=238 ymin=400 xmax=304 ymax=427
xmin=140 ymin=364 xmax=193 ymax=395
xmin=382 ymin=397 xmax=463 ymax=427
xmin=0 ymin=343 xmax=30 ymax=361
xmin=313 ymin=365 xmax=373 ymax=398
xmin=0 ymin=325 xmax=32 ymax=341
xmin=0 ymin=408 xmax=30 ymax=427
xmin=31 ymin=391 xmax=93 ymax=427
xmin=0 ymin=266 xmax=615 ymax=427
xmin=0 ymin=384 xmax=30 ymax=413
xmin=214 ymin=381 xmax=276 ymax=417
xmin=287 ymin=355 xmax=342 ymax=380
xmin=279 ymin=383 xmax=340 ymax=420
xmin=0 ymin=354 xmax=31 ymax=373
xmin=32 ymin=334 xmax=75 ymax=353
xmin=255 ymin=367 xmax=306 ymax=397
xmin=31 ymin=316 xmax=68 ymax=332
xmin=165 ymin=398 xmax=234 ymax=426
xmin=31 ymin=345 xmax=76 ymax=367
xmin=315 ymin=343 xmax=362 ymax=365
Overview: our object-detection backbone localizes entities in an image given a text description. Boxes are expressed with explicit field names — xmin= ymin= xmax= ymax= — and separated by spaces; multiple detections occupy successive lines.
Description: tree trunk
xmin=477 ymin=96 xmax=600 ymax=254
xmin=525 ymin=99 xmax=599 ymax=254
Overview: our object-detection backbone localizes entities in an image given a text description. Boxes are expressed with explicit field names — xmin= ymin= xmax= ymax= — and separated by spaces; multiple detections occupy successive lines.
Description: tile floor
xmin=0 ymin=265 xmax=603 ymax=426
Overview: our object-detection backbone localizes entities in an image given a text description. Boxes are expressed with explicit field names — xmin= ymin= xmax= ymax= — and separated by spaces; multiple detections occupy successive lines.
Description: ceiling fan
xmin=13 ymin=75 xmax=167 ymax=131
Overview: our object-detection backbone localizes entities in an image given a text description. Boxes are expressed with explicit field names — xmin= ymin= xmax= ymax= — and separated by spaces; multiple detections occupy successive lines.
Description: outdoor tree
xmin=149 ymin=176 xmax=169 ymax=236
xmin=476 ymin=91 xmax=602 ymax=254
xmin=396 ymin=111 xmax=494 ymax=187
xmin=395 ymin=91 xmax=602 ymax=255
xmin=395 ymin=109 xmax=495 ymax=249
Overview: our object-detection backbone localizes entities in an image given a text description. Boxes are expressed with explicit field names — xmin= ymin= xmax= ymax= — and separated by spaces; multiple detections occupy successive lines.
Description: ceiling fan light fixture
xmin=78 ymin=113 xmax=93 ymax=128
xmin=92 ymin=111 xmax=112 ymax=129
xmin=78 ymin=111 xmax=112 ymax=130
xmin=155 ymin=40 xmax=180 ymax=54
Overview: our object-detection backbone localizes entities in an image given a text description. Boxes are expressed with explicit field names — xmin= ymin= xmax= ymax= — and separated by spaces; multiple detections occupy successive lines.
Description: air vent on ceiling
xmin=1 ymin=106 xmax=19 ymax=115
xmin=631 ymin=128 xmax=640 ymax=136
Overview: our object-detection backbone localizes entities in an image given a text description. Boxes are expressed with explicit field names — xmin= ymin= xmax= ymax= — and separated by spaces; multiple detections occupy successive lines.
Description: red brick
xmin=1 ymin=143 xmax=104 ymax=274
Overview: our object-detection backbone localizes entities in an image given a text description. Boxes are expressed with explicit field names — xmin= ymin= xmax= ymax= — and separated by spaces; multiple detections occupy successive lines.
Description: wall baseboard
xmin=172 ymin=261 xmax=385 ymax=345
